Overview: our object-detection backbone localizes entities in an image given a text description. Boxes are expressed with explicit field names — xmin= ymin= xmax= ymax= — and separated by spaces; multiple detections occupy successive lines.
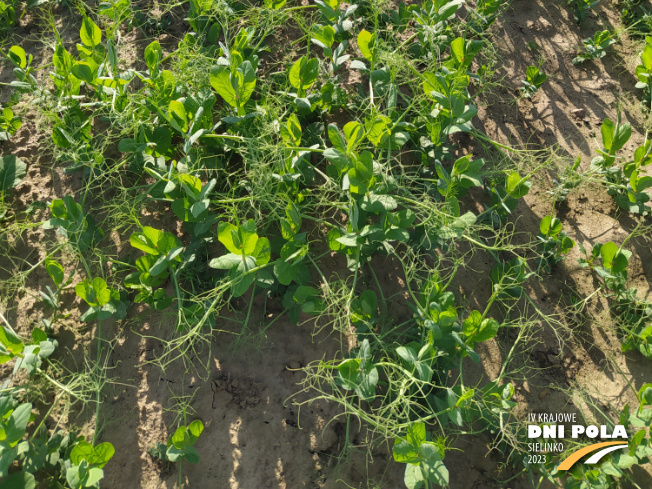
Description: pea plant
xmin=569 ymin=0 xmax=600 ymax=24
xmin=520 ymin=65 xmax=546 ymax=99
xmin=572 ymin=30 xmax=615 ymax=64
xmin=208 ymin=220 xmax=272 ymax=297
xmin=635 ymin=36 xmax=652 ymax=110
xmin=591 ymin=117 xmax=652 ymax=214
xmin=0 ymin=104 xmax=21 ymax=141
xmin=578 ymin=236 xmax=652 ymax=358
xmin=536 ymin=214 xmax=575 ymax=273
xmin=536 ymin=383 xmax=652 ymax=488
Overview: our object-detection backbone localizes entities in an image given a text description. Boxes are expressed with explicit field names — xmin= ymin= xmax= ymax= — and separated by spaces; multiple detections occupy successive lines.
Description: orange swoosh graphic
xmin=556 ymin=441 xmax=628 ymax=471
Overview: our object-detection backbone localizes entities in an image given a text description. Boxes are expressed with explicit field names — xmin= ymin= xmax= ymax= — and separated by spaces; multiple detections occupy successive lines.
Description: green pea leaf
xmin=357 ymin=30 xmax=375 ymax=63
xmin=505 ymin=171 xmax=531 ymax=199
xmin=80 ymin=17 xmax=102 ymax=47
xmin=0 ymin=155 xmax=27 ymax=192
xmin=289 ymin=56 xmax=319 ymax=91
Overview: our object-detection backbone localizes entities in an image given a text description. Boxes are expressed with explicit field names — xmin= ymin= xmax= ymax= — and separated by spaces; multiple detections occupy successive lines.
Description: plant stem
xmin=93 ymin=317 xmax=103 ymax=444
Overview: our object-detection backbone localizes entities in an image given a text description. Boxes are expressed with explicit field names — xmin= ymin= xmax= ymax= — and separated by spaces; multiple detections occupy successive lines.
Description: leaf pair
xmin=43 ymin=196 xmax=104 ymax=252
xmin=283 ymin=285 xmax=324 ymax=325
xmin=166 ymin=420 xmax=204 ymax=463
xmin=462 ymin=310 xmax=499 ymax=347
xmin=392 ymin=422 xmax=449 ymax=489
xmin=209 ymin=220 xmax=271 ymax=297
xmin=288 ymin=56 xmax=319 ymax=98
xmin=210 ymin=62 xmax=256 ymax=114
xmin=75 ymin=277 xmax=126 ymax=322
xmin=337 ymin=339 xmax=379 ymax=400
xmin=131 ymin=227 xmax=183 ymax=267
xmin=66 ymin=441 xmax=114 ymax=489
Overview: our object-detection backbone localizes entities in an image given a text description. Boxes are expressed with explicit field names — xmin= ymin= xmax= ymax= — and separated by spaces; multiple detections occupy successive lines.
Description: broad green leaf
xmin=280 ymin=114 xmax=302 ymax=146
xmin=613 ymin=123 xmax=632 ymax=153
xmin=166 ymin=445 xmax=183 ymax=462
xmin=418 ymin=443 xmax=449 ymax=485
xmin=438 ymin=212 xmax=476 ymax=239
xmin=324 ymin=148 xmax=349 ymax=172
xmin=288 ymin=56 xmax=319 ymax=91
xmin=80 ymin=17 xmax=102 ymax=47
xmin=230 ymin=268 xmax=255 ymax=297
xmin=144 ymin=40 xmax=162 ymax=74
xmin=217 ymin=222 xmax=241 ymax=254
xmin=601 ymin=118 xmax=615 ymax=152
xmin=210 ymin=66 xmax=236 ymax=107
xmin=75 ymin=277 xmax=111 ymax=307
xmin=393 ymin=438 xmax=420 ymax=464
xmin=505 ymin=171 xmax=531 ymax=199
xmin=600 ymin=242 xmax=622 ymax=271
xmin=360 ymin=193 xmax=397 ymax=212
xmin=8 ymin=46 xmax=27 ymax=69
xmin=540 ymin=215 xmax=562 ymax=236
xmin=405 ymin=422 xmax=426 ymax=447
xmin=136 ymin=227 xmax=164 ymax=254
xmin=274 ymin=259 xmax=296 ymax=285
xmin=170 ymin=426 xmax=187 ymax=449
xmin=86 ymin=467 xmax=105 ymax=486
xmin=208 ymin=253 xmax=241 ymax=270
xmin=450 ymin=37 xmax=465 ymax=66
xmin=90 ymin=442 xmax=115 ymax=468
xmin=328 ymin=124 xmax=347 ymax=152
xmin=422 ymin=72 xmax=443 ymax=99
xmin=637 ymin=383 xmax=652 ymax=406
xmin=0 ymin=155 xmax=27 ymax=192
xmin=253 ymin=237 xmax=271 ymax=265
xmin=187 ymin=420 xmax=204 ymax=445
xmin=312 ymin=25 xmax=335 ymax=49
xmin=150 ymin=127 xmax=172 ymax=156
xmin=474 ymin=318 xmax=499 ymax=343
xmin=1 ymin=471 xmax=36 ymax=489
xmin=357 ymin=30 xmax=375 ymax=63
xmin=71 ymin=62 xmax=95 ymax=84
xmin=183 ymin=445 xmax=200 ymax=463
xmin=327 ymin=228 xmax=345 ymax=251
xmin=66 ymin=463 xmax=83 ymax=487
xmin=168 ymin=100 xmax=188 ymax=133
xmin=396 ymin=345 xmax=418 ymax=366
xmin=348 ymin=151 xmax=374 ymax=194
xmin=365 ymin=116 xmax=391 ymax=147
xmin=343 ymin=121 xmax=364 ymax=154
xmin=178 ymin=174 xmax=202 ymax=197
xmin=5 ymin=403 xmax=31 ymax=445
xmin=463 ymin=310 xmax=482 ymax=336
xmin=237 ymin=61 xmax=257 ymax=105
xmin=70 ymin=441 xmax=114 ymax=468
xmin=613 ymin=451 xmax=638 ymax=470
xmin=337 ymin=340 xmax=378 ymax=400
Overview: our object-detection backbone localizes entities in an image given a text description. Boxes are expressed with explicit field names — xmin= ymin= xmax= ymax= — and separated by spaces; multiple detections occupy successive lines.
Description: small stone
xmin=571 ymin=108 xmax=585 ymax=119
xmin=288 ymin=361 xmax=301 ymax=370
xmin=539 ymin=389 xmax=550 ymax=401
xmin=231 ymin=379 xmax=239 ymax=388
